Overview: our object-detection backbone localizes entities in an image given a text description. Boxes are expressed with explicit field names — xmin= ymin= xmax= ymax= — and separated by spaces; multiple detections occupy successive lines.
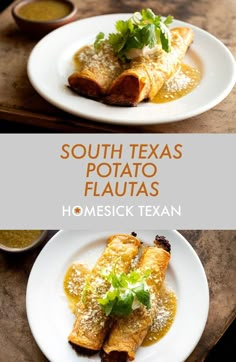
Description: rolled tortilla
xmin=105 ymin=27 xmax=194 ymax=106
xmin=102 ymin=236 xmax=171 ymax=361
xmin=68 ymin=234 xmax=140 ymax=352
xmin=68 ymin=42 xmax=123 ymax=99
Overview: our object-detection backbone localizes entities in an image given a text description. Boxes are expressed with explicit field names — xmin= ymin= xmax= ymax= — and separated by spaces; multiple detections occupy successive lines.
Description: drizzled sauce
xmin=153 ymin=63 xmax=201 ymax=103
xmin=73 ymin=45 xmax=201 ymax=103
xmin=63 ymin=263 xmax=89 ymax=312
xmin=64 ymin=260 xmax=177 ymax=346
xmin=142 ymin=287 xmax=177 ymax=346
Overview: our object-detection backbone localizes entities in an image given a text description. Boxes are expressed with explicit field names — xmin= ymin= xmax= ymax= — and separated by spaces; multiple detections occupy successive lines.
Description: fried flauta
xmin=102 ymin=236 xmax=171 ymax=361
xmin=68 ymin=234 xmax=140 ymax=352
xmin=68 ymin=42 xmax=123 ymax=99
xmin=105 ymin=27 xmax=194 ymax=106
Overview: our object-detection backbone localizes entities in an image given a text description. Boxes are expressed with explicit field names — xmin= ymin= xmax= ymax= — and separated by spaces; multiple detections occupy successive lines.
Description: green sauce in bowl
xmin=18 ymin=0 xmax=72 ymax=22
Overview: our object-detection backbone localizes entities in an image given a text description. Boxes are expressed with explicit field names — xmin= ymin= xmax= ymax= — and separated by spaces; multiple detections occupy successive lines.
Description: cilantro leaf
xmin=119 ymin=272 xmax=129 ymax=288
xmin=112 ymin=291 xmax=134 ymax=316
xmin=141 ymin=8 xmax=155 ymax=20
xmin=94 ymin=32 xmax=105 ymax=49
xmin=116 ymin=20 xmax=129 ymax=34
xmin=140 ymin=23 xmax=157 ymax=48
xmin=164 ymin=15 xmax=174 ymax=26
xmin=98 ymin=289 xmax=119 ymax=315
xmin=159 ymin=22 xmax=172 ymax=52
xmin=133 ymin=285 xmax=151 ymax=309
xmin=108 ymin=32 xmax=127 ymax=53
xmin=102 ymin=301 xmax=114 ymax=316
xmin=98 ymin=266 xmax=152 ymax=316
xmin=93 ymin=8 xmax=173 ymax=61
xmin=127 ymin=270 xmax=143 ymax=283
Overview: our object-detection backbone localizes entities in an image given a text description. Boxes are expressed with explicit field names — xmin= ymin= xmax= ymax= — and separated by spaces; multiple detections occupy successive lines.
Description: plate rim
xmin=26 ymin=229 xmax=209 ymax=362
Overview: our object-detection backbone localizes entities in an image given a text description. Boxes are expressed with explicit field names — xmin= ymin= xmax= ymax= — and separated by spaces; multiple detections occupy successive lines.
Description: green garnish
xmin=98 ymin=267 xmax=151 ymax=316
xmin=94 ymin=8 xmax=173 ymax=61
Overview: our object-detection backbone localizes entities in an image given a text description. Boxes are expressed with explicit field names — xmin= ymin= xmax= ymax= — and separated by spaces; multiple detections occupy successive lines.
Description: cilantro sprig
xmin=98 ymin=267 xmax=151 ymax=316
xmin=94 ymin=8 xmax=173 ymax=61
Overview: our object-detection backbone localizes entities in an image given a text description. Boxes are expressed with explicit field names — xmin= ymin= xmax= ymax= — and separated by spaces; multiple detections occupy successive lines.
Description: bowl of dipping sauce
xmin=0 ymin=230 xmax=47 ymax=253
xmin=12 ymin=0 xmax=77 ymax=37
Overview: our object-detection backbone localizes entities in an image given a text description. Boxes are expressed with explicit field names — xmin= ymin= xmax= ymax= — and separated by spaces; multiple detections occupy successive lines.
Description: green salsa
xmin=0 ymin=230 xmax=42 ymax=248
xmin=18 ymin=0 xmax=72 ymax=21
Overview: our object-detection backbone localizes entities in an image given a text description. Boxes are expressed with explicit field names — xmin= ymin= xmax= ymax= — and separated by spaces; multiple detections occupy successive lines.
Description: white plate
xmin=27 ymin=14 xmax=236 ymax=126
xmin=26 ymin=230 xmax=209 ymax=362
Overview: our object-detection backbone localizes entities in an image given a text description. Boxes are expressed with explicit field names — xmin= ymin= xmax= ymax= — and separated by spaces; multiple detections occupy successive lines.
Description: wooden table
xmin=0 ymin=230 xmax=235 ymax=361
xmin=0 ymin=0 xmax=235 ymax=133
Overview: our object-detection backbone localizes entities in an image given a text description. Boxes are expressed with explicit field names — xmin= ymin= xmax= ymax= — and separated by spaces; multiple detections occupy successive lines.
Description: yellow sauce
xmin=0 ymin=230 xmax=42 ymax=248
xmin=142 ymin=287 xmax=177 ymax=346
xmin=153 ymin=63 xmax=201 ymax=103
xmin=18 ymin=1 xmax=72 ymax=21
xmin=64 ymin=263 xmax=89 ymax=313
xmin=73 ymin=46 xmax=95 ymax=71
xmin=72 ymin=45 xmax=201 ymax=104
xmin=64 ymin=259 xmax=177 ymax=346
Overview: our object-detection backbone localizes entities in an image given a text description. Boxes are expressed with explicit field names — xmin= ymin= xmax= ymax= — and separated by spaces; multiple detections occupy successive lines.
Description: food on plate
xmin=68 ymin=233 xmax=140 ymax=352
xmin=64 ymin=232 xmax=177 ymax=361
xmin=68 ymin=43 xmax=123 ymax=99
xmin=68 ymin=9 xmax=200 ymax=106
xmin=142 ymin=286 xmax=177 ymax=346
xmin=64 ymin=263 xmax=90 ymax=313
xmin=101 ymin=235 xmax=172 ymax=361
xmin=153 ymin=63 xmax=201 ymax=103
xmin=105 ymin=27 xmax=194 ymax=106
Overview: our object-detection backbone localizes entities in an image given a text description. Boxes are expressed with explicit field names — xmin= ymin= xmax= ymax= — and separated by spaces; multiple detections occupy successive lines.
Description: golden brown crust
xmin=68 ymin=42 xmax=123 ymax=98
xmin=105 ymin=27 xmax=194 ymax=106
xmin=68 ymin=71 xmax=103 ymax=99
xmin=68 ymin=233 xmax=140 ymax=351
xmin=103 ymin=246 xmax=170 ymax=360
xmin=68 ymin=28 xmax=194 ymax=106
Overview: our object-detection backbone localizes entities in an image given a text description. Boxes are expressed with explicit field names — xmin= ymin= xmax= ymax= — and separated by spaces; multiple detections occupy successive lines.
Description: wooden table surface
xmin=0 ymin=230 xmax=235 ymax=362
xmin=0 ymin=0 xmax=235 ymax=133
